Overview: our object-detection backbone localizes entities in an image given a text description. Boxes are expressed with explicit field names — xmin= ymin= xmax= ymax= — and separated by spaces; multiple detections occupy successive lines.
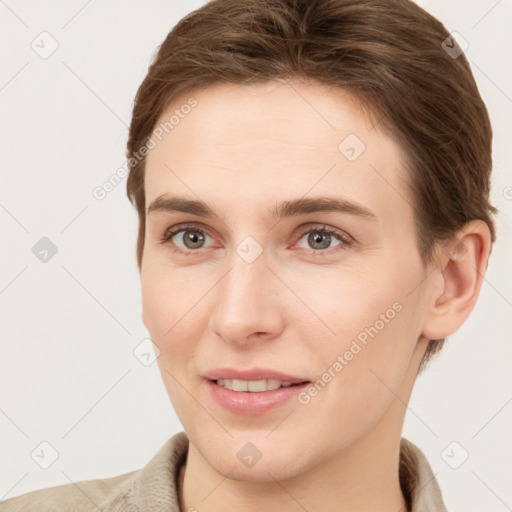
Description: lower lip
xmin=206 ymin=379 xmax=310 ymax=415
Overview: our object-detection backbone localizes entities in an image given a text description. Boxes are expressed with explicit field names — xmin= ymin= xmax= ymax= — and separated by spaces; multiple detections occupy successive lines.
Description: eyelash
xmin=159 ymin=222 xmax=354 ymax=256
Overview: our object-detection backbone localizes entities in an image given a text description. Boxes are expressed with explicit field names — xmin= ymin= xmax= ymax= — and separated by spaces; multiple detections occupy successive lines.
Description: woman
xmin=1 ymin=0 xmax=497 ymax=510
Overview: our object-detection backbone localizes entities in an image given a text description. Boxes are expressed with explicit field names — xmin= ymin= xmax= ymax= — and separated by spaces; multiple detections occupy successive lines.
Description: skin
xmin=140 ymin=78 xmax=491 ymax=512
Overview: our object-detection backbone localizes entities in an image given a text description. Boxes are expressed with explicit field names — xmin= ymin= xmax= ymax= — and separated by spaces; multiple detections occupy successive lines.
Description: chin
xmin=188 ymin=426 xmax=319 ymax=483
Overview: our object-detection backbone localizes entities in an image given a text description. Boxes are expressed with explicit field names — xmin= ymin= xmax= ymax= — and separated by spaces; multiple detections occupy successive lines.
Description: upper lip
xmin=204 ymin=367 xmax=310 ymax=383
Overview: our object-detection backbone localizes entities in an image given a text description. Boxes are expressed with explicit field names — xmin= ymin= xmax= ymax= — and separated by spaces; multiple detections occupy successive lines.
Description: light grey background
xmin=1 ymin=1 xmax=511 ymax=510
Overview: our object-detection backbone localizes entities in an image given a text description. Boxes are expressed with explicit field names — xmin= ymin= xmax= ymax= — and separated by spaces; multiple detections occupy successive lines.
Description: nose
xmin=208 ymin=244 xmax=285 ymax=346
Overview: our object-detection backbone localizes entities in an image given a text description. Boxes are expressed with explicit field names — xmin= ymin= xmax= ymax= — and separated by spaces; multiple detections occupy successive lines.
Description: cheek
xmin=141 ymin=258 xmax=204 ymax=336
xmin=142 ymin=268 xmax=205 ymax=419
xmin=297 ymin=302 xmax=419 ymax=445
xmin=141 ymin=275 xmax=167 ymax=336
xmin=284 ymin=262 xmax=406 ymax=343
xmin=292 ymin=261 xmax=423 ymax=404
xmin=141 ymin=265 xmax=211 ymax=380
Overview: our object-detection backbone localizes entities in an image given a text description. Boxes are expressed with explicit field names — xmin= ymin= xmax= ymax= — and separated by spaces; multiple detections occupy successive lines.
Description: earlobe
xmin=421 ymin=220 xmax=491 ymax=341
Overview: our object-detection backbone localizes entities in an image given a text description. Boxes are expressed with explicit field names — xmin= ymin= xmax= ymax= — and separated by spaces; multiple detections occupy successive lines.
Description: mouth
xmin=202 ymin=367 xmax=311 ymax=414
xmin=205 ymin=377 xmax=311 ymax=415
xmin=211 ymin=378 xmax=309 ymax=392
xmin=203 ymin=367 xmax=310 ymax=385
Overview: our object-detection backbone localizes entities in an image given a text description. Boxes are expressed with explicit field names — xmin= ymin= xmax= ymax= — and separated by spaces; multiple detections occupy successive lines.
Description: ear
xmin=421 ymin=220 xmax=492 ymax=340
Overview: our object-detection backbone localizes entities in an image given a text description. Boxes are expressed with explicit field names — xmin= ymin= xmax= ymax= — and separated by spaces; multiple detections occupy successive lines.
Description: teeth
xmin=216 ymin=379 xmax=295 ymax=392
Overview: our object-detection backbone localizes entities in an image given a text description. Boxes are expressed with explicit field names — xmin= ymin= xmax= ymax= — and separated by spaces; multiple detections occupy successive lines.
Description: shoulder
xmin=0 ymin=469 xmax=138 ymax=512
xmin=0 ymin=432 xmax=189 ymax=512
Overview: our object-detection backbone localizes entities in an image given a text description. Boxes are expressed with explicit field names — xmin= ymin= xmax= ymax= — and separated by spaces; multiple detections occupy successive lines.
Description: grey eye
xmin=175 ymin=229 xmax=209 ymax=250
xmin=298 ymin=230 xmax=342 ymax=251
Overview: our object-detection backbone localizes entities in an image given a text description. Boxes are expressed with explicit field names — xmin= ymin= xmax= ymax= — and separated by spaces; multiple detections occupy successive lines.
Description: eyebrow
xmin=146 ymin=194 xmax=377 ymax=221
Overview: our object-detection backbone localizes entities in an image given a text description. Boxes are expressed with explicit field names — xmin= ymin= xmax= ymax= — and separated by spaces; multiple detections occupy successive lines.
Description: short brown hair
xmin=126 ymin=0 xmax=497 ymax=367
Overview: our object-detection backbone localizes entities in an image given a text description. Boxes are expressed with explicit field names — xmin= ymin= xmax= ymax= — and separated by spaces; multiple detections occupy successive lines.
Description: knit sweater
xmin=0 ymin=432 xmax=447 ymax=511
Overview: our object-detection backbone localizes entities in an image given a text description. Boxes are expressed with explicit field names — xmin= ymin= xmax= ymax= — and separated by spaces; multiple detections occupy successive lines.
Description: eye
xmin=159 ymin=223 xmax=214 ymax=254
xmin=295 ymin=225 xmax=353 ymax=253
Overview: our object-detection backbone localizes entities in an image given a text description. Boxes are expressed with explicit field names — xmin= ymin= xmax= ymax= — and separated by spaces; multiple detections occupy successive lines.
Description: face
xmin=141 ymin=79 xmax=433 ymax=481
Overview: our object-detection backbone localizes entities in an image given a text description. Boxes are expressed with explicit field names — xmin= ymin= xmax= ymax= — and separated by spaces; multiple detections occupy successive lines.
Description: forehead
xmin=144 ymin=79 xmax=413 ymax=223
